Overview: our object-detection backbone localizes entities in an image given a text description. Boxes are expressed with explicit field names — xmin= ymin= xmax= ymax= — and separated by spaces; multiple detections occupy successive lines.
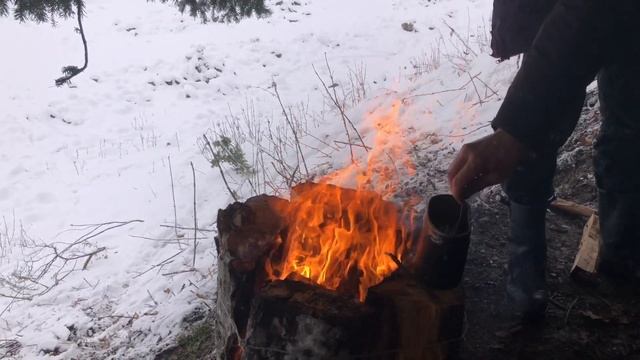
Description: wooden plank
xmin=551 ymin=198 xmax=596 ymax=218
xmin=571 ymin=214 xmax=601 ymax=276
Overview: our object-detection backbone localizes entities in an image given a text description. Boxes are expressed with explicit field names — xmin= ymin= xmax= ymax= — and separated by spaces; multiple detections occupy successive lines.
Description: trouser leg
xmin=501 ymin=84 xmax=585 ymax=313
xmin=502 ymin=153 xmax=557 ymax=313
xmin=594 ymin=61 xmax=640 ymax=278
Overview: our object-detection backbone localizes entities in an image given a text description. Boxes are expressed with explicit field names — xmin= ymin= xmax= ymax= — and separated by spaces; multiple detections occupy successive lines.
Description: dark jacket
xmin=491 ymin=0 xmax=640 ymax=154
xmin=491 ymin=0 xmax=557 ymax=60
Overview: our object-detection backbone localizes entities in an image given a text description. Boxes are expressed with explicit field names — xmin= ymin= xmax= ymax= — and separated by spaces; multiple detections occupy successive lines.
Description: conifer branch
xmin=55 ymin=0 xmax=88 ymax=86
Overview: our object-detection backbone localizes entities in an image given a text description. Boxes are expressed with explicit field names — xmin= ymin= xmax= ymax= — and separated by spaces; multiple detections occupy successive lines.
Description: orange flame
xmin=267 ymin=100 xmax=416 ymax=301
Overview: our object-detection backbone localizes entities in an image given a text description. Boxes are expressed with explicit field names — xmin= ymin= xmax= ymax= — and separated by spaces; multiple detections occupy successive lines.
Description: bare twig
xmin=159 ymin=224 xmax=215 ymax=232
xmin=564 ymin=297 xmax=580 ymax=326
xmin=162 ymin=269 xmax=196 ymax=276
xmin=147 ymin=289 xmax=159 ymax=307
xmin=203 ymin=134 xmax=238 ymax=201
xmin=324 ymin=54 xmax=368 ymax=153
xmin=440 ymin=123 xmax=492 ymax=138
xmin=0 ymin=220 xmax=143 ymax=312
xmin=333 ymin=140 xmax=372 ymax=151
xmin=442 ymin=20 xmax=477 ymax=57
xmin=167 ymin=155 xmax=181 ymax=245
xmin=133 ymin=248 xmax=187 ymax=279
xmin=474 ymin=75 xmax=500 ymax=99
xmin=81 ymin=247 xmax=106 ymax=270
xmin=467 ymin=71 xmax=484 ymax=106
xmin=190 ymin=161 xmax=198 ymax=268
xmin=402 ymin=73 xmax=479 ymax=103
xmin=313 ymin=54 xmax=369 ymax=162
xmin=272 ymin=81 xmax=309 ymax=177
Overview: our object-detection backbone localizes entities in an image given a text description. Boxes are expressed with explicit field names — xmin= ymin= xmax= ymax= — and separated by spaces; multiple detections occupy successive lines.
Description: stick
xmin=147 ymin=289 xmax=159 ymax=307
xmin=402 ymin=73 xmax=479 ymax=102
xmin=167 ymin=156 xmax=181 ymax=245
xmin=564 ymin=297 xmax=580 ymax=326
xmin=190 ymin=162 xmax=198 ymax=268
xmin=333 ymin=140 xmax=372 ymax=150
xmin=474 ymin=75 xmax=500 ymax=99
xmin=81 ymin=247 xmax=106 ymax=270
xmin=467 ymin=71 xmax=484 ymax=106
xmin=159 ymin=224 xmax=215 ymax=232
xmin=162 ymin=269 xmax=196 ymax=276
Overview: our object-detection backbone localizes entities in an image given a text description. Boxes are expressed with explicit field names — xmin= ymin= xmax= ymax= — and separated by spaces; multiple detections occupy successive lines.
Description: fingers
xmin=448 ymin=147 xmax=474 ymax=202
xmin=447 ymin=146 xmax=468 ymax=186
xmin=449 ymin=156 xmax=477 ymax=202
xmin=462 ymin=171 xmax=503 ymax=200
xmin=448 ymin=144 xmax=503 ymax=202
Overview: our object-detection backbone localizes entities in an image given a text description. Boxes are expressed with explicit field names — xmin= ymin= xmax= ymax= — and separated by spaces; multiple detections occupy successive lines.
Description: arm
xmin=492 ymin=0 xmax=611 ymax=153
xmin=449 ymin=0 xmax=623 ymax=201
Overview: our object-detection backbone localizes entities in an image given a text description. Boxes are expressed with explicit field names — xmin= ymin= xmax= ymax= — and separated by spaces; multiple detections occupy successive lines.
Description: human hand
xmin=448 ymin=129 xmax=527 ymax=202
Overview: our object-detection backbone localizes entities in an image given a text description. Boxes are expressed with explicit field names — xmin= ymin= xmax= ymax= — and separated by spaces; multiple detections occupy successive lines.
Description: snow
xmin=0 ymin=0 xmax=519 ymax=358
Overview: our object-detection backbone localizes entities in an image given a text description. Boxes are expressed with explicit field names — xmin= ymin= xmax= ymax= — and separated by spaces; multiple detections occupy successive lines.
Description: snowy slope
xmin=0 ymin=0 xmax=519 ymax=358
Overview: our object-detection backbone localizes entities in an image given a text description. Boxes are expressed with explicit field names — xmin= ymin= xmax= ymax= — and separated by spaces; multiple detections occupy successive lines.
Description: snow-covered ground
xmin=0 ymin=0 xmax=519 ymax=358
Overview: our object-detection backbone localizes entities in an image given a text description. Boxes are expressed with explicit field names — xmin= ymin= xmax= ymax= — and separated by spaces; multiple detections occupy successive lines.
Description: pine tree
xmin=0 ymin=0 xmax=270 ymax=85
xmin=158 ymin=0 xmax=271 ymax=23
xmin=1 ymin=0 xmax=87 ymax=86
xmin=0 ymin=0 xmax=79 ymax=22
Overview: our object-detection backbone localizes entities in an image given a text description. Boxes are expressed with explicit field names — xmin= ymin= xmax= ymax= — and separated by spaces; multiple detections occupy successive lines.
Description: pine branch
xmin=155 ymin=0 xmax=271 ymax=23
xmin=55 ymin=0 xmax=88 ymax=86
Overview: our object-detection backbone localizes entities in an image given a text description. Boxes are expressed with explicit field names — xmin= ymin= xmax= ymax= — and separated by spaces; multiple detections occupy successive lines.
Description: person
xmin=447 ymin=0 xmax=640 ymax=325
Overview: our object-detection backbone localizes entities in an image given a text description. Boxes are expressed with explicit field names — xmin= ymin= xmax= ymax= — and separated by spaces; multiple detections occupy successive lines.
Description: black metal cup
xmin=409 ymin=194 xmax=470 ymax=289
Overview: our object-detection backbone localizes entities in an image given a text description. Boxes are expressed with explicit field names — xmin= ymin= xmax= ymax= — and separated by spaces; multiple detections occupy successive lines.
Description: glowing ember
xmin=267 ymin=100 xmax=417 ymax=301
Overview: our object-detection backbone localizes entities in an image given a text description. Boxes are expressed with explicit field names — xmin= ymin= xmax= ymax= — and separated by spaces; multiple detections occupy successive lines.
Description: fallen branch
xmin=0 ymin=220 xmax=143 ymax=313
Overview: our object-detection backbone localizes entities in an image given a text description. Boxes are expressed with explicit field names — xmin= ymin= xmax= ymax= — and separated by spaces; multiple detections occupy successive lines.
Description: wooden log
xmin=245 ymin=280 xmax=377 ymax=360
xmin=244 ymin=277 xmax=464 ymax=360
xmin=214 ymin=195 xmax=290 ymax=359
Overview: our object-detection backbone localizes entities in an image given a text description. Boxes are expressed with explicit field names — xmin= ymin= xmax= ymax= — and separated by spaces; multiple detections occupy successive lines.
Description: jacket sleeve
xmin=491 ymin=0 xmax=614 ymax=154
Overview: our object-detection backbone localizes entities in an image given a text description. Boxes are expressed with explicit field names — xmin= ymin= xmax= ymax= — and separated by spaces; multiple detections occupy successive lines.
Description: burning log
xmin=244 ymin=277 xmax=464 ymax=359
xmin=214 ymin=185 xmax=470 ymax=359
xmin=214 ymin=195 xmax=290 ymax=358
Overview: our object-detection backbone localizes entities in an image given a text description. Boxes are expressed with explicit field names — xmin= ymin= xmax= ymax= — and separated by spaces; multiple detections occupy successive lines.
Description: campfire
xmin=265 ymin=183 xmax=410 ymax=302
xmin=213 ymin=101 xmax=471 ymax=359
xmin=266 ymin=100 xmax=418 ymax=302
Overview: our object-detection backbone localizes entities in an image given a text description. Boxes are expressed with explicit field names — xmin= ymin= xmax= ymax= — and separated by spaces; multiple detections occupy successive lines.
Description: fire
xmin=267 ymin=100 xmax=416 ymax=301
